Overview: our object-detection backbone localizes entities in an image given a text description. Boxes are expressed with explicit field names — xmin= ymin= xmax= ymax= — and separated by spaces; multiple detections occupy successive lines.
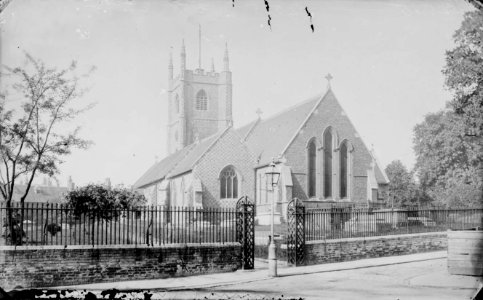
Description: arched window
xmin=220 ymin=166 xmax=238 ymax=199
xmin=323 ymin=129 xmax=333 ymax=198
xmin=175 ymin=94 xmax=180 ymax=114
xmin=307 ymin=139 xmax=317 ymax=198
xmin=340 ymin=141 xmax=348 ymax=198
xmin=196 ymin=89 xmax=208 ymax=111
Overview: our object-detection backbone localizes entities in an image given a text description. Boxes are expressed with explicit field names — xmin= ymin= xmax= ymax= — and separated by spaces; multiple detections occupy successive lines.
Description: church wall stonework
xmin=184 ymin=75 xmax=221 ymax=143
xmin=290 ymin=173 xmax=308 ymax=200
xmin=217 ymin=71 xmax=233 ymax=131
xmin=284 ymin=92 xmax=374 ymax=204
xmin=141 ymin=182 xmax=159 ymax=206
xmin=169 ymin=172 xmax=194 ymax=207
xmin=353 ymin=176 xmax=369 ymax=203
xmin=193 ymin=129 xmax=255 ymax=208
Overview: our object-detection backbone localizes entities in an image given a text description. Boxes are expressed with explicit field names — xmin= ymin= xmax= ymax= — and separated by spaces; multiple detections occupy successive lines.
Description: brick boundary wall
xmin=254 ymin=232 xmax=447 ymax=266
xmin=304 ymin=232 xmax=447 ymax=265
xmin=255 ymin=243 xmax=288 ymax=261
xmin=0 ymin=243 xmax=241 ymax=290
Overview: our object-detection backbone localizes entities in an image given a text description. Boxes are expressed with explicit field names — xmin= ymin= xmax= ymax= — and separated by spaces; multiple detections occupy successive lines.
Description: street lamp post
xmin=265 ymin=159 xmax=281 ymax=277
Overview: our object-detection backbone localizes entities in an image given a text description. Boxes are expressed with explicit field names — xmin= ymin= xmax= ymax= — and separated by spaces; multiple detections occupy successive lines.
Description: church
xmin=134 ymin=41 xmax=389 ymax=224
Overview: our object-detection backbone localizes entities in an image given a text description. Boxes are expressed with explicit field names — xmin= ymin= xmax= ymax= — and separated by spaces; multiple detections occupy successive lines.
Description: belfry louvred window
xmin=220 ymin=166 xmax=238 ymax=199
xmin=196 ymin=89 xmax=208 ymax=110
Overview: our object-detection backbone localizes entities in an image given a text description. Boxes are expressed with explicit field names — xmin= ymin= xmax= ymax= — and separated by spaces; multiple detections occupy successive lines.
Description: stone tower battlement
xmin=167 ymin=40 xmax=232 ymax=154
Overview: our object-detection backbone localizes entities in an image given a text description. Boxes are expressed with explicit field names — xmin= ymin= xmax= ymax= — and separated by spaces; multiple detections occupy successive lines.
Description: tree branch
xmin=40 ymin=81 xmax=76 ymax=155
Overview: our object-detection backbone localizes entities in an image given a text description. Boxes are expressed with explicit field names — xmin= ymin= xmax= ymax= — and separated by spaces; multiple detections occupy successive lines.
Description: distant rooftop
xmin=11 ymin=184 xmax=69 ymax=204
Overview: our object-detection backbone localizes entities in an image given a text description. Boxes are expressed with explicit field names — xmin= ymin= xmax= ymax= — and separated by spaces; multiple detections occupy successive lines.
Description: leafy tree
xmin=443 ymin=10 xmax=483 ymax=137
xmin=384 ymin=160 xmax=420 ymax=208
xmin=413 ymin=111 xmax=482 ymax=207
xmin=0 ymin=54 xmax=92 ymax=244
xmin=442 ymin=9 xmax=483 ymax=208
xmin=0 ymin=0 xmax=13 ymax=14
xmin=465 ymin=1 xmax=483 ymax=11
xmin=428 ymin=168 xmax=482 ymax=207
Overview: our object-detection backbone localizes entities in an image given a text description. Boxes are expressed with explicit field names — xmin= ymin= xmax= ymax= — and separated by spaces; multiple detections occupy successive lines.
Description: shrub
xmin=65 ymin=184 xmax=146 ymax=221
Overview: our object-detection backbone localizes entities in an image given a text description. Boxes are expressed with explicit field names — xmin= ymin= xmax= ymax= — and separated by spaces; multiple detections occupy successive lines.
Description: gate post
xmin=287 ymin=198 xmax=305 ymax=266
xmin=236 ymin=196 xmax=255 ymax=269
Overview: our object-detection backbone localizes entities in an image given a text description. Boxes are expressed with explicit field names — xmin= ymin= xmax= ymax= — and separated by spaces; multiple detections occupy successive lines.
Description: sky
xmin=0 ymin=0 xmax=474 ymax=187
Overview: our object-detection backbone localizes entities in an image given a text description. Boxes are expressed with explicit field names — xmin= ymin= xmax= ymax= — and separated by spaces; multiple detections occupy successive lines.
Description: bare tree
xmin=0 ymin=54 xmax=93 ymax=244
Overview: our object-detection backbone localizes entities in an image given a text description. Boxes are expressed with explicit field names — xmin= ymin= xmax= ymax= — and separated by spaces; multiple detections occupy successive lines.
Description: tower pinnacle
xmin=223 ymin=42 xmax=229 ymax=71
xmin=198 ymin=24 xmax=202 ymax=69
xmin=180 ymin=39 xmax=186 ymax=71
xmin=168 ymin=49 xmax=173 ymax=80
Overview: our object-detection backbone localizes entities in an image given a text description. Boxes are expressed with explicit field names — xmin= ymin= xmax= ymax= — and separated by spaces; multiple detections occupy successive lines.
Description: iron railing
xmin=304 ymin=207 xmax=483 ymax=241
xmin=0 ymin=202 xmax=238 ymax=246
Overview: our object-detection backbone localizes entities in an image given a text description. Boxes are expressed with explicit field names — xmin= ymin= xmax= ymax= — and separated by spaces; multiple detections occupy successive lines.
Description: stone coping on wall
xmin=0 ymin=242 xmax=241 ymax=251
xmin=305 ymin=231 xmax=447 ymax=245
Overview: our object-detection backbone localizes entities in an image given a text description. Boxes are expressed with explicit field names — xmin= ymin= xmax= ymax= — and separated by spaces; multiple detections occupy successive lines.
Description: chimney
xmin=67 ymin=176 xmax=75 ymax=190
xmin=105 ymin=178 xmax=112 ymax=189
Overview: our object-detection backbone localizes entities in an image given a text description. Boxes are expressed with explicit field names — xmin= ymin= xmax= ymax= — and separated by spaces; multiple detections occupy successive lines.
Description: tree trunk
xmin=5 ymin=200 xmax=14 ymax=245
xmin=5 ymin=200 xmax=22 ymax=245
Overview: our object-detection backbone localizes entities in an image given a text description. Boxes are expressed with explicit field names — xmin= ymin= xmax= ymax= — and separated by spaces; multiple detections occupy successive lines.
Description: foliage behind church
xmin=411 ymin=9 xmax=483 ymax=207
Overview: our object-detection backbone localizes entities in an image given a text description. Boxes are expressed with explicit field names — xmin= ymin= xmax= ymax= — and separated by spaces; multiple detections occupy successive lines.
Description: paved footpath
xmin=51 ymin=251 xmax=482 ymax=300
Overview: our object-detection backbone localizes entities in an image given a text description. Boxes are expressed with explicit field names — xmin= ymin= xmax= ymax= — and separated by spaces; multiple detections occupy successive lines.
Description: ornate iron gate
xmin=287 ymin=198 xmax=305 ymax=266
xmin=236 ymin=196 xmax=255 ymax=269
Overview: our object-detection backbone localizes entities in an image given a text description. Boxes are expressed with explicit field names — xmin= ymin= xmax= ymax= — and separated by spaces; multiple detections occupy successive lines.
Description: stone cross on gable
xmin=256 ymin=108 xmax=263 ymax=119
xmin=325 ymin=73 xmax=333 ymax=89
xmin=370 ymin=144 xmax=376 ymax=170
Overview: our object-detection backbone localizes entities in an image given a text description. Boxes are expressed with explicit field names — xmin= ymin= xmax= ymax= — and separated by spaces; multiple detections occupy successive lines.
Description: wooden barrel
xmin=447 ymin=229 xmax=483 ymax=276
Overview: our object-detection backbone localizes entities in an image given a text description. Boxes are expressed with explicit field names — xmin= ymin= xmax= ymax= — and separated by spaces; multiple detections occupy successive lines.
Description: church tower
xmin=167 ymin=36 xmax=233 ymax=154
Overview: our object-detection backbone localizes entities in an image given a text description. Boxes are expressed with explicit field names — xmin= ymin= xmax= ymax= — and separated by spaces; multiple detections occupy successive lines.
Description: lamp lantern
xmin=266 ymin=161 xmax=281 ymax=190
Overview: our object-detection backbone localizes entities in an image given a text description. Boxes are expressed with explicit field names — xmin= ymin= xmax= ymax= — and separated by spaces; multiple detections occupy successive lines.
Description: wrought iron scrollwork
xmin=236 ymin=196 xmax=255 ymax=269
xmin=287 ymin=198 xmax=305 ymax=266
